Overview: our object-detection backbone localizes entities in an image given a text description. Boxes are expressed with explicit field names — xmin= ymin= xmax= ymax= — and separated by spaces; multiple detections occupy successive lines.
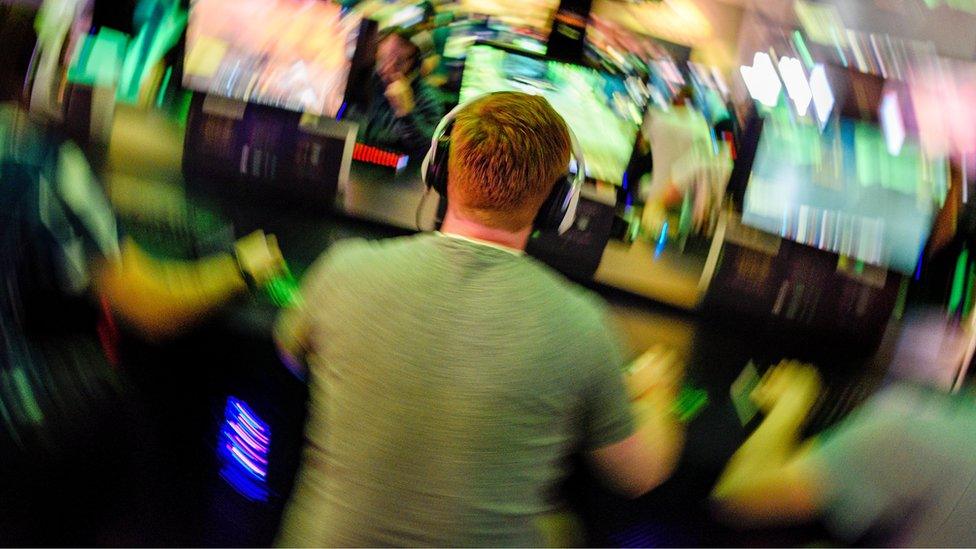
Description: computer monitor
xmin=183 ymin=0 xmax=360 ymax=118
xmin=442 ymin=21 xmax=547 ymax=60
xmin=741 ymin=107 xmax=948 ymax=274
xmin=458 ymin=44 xmax=642 ymax=186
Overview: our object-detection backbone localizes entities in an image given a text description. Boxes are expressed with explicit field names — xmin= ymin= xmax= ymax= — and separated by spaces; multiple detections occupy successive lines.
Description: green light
xmin=118 ymin=1 xmax=188 ymax=104
xmin=67 ymin=29 xmax=129 ymax=86
xmin=948 ymin=248 xmax=969 ymax=314
xmin=829 ymin=27 xmax=849 ymax=68
xmin=964 ymin=260 xmax=976 ymax=317
xmin=672 ymin=386 xmax=709 ymax=423
xmin=893 ymin=276 xmax=910 ymax=320
xmin=264 ymin=268 xmax=303 ymax=308
xmin=628 ymin=221 xmax=640 ymax=242
xmin=12 ymin=368 xmax=43 ymax=425
xmin=947 ymin=0 xmax=976 ymax=14
xmin=792 ymin=30 xmax=815 ymax=69
xmin=678 ymin=190 xmax=693 ymax=240
xmin=176 ymin=91 xmax=193 ymax=126
xmin=156 ymin=66 xmax=172 ymax=108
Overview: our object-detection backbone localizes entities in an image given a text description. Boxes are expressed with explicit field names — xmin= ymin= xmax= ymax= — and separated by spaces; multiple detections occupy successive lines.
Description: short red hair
xmin=447 ymin=92 xmax=571 ymax=231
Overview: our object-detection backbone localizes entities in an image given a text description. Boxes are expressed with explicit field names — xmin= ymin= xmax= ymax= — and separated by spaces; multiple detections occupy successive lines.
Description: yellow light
xmin=590 ymin=0 xmax=713 ymax=46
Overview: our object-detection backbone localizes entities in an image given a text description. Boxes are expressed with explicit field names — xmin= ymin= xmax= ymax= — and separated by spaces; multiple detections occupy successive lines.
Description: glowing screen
xmin=459 ymin=45 xmax=642 ymax=185
xmin=184 ymin=0 xmax=359 ymax=117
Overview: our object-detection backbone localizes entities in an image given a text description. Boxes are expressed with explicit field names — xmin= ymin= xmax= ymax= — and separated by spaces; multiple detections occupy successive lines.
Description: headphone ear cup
xmin=426 ymin=133 xmax=451 ymax=196
xmin=533 ymin=177 xmax=575 ymax=232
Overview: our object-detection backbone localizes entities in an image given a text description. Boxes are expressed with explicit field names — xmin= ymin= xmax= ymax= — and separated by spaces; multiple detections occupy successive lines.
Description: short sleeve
xmin=296 ymin=239 xmax=367 ymax=311
xmin=277 ymin=239 xmax=366 ymax=350
xmin=803 ymin=409 xmax=910 ymax=542
xmin=580 ymin=310 xmax=636 ymax=450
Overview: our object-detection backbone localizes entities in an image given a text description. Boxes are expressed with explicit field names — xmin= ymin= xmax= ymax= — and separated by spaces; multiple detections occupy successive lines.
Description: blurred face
xmin=376 ymin=35 xmax=417 ymax=84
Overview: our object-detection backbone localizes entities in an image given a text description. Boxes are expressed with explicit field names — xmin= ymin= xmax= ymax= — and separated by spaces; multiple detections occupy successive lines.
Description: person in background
xmin=344 ymin=26 xmax=444 ymax=160
xmin=1 ymin=3 xmax=284 ymax=341
xmin=0 ymin=8 xmax=284 ymax=542
xmin=274 ymin=92 xmax=683 ymax=546
xmin=638 ymin=86 xmax=729 ymax=240
xmin=712 ymin=361 xmax=976 ymax=547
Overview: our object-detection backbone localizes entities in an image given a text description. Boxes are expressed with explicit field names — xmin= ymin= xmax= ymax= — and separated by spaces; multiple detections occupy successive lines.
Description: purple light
xmin=229 ymin=420 xmax=266 ymax=449
xmin=230 ymin=434 xmax=268 ymax=464
xmin=218 ymin=396 xmax=271 ymax=502
xmin=229 ymin=446 xmax=267 ymax=479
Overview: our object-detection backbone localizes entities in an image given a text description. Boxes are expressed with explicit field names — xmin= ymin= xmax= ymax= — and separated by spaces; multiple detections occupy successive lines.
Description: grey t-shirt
xmin=278 ymin=233 xmax=634 ymax=547
xmin=810 ymin=384 xmax=976 ymax=547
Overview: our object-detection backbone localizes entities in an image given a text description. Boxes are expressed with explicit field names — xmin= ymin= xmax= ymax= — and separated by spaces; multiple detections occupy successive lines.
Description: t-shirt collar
xmin=435 ymin=231 xmax=524 ymax=256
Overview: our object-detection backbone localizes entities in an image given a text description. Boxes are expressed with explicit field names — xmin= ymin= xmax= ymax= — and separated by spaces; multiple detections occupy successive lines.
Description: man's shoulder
xmin=312 ymin=235 xmax=437 ymax=272
xmin=318 ymin=235 xmax=609 ymax=309
xmin=517 ymin=258 xmax=611 ymax=325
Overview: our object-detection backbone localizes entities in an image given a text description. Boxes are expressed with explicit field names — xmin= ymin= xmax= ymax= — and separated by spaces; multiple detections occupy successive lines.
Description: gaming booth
xmin=75 ymin=0 xmax=960 ymax=546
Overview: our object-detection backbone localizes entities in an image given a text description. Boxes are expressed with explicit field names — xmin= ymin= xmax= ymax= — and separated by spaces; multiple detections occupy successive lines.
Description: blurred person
xmin=275 ymin=92 xmax=683 ymax=546
xmin=712 ymin=361 xmax=976 ymax=547
xmin=0 ymin=9 xmax=284 ymax=541
xmin=0 ymin=100 xmax=286 ymax=341
xmin=1 ymin=5 xmax=285 ymax=341
xmin=638 ymin=86 xmax=730 ymax=241
xmin=344 ymin=26 xmax=444 ymax=159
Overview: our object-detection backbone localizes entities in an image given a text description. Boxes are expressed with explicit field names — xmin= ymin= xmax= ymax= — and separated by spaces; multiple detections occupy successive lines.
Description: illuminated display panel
xmin=184 ymin=0 xmax=359 ymax=117
xmin=459 ymin=45 xmax=641 ymax=185
xmin=742 ymin=108 xmax=948 ymax=274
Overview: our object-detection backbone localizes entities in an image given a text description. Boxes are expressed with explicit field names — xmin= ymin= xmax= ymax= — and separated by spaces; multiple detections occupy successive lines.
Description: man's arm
xmin=271 ymin=243 xmax=352 ymax=377
xmin=711 ymin=361 xmax=825 ymax=527
xmin=54 ymin=140 xmax=285 ymax=340
xmin=587 ymin=347 xmax=685 ymax=498
xmin=94 ymin=231 xmax=283 ymax=340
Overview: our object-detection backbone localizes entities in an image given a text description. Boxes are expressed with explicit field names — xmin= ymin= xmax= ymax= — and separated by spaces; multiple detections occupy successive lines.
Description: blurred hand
xmin=626 ymin=345 xmax=680 ymax=403
xmin=234 ymin=230 xmax=286 ymax=286
xmin=751 ymin=360 xmax=822 ymax=414
xmin=385 ymin=78 xmax=416 ymax=118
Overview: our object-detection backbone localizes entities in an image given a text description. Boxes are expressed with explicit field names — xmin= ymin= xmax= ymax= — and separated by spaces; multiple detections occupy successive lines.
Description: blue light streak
xmin=218 ymin=396 xmax=271 ymax=502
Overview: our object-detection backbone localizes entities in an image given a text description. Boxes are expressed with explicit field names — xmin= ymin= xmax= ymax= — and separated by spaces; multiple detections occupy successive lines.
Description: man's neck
xmin=439 ymin=210 xmax=531 ymax=251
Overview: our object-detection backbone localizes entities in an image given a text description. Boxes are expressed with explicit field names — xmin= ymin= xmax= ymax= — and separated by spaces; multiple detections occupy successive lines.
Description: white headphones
xmin=420 ymin=93 xmax=585 ymax=234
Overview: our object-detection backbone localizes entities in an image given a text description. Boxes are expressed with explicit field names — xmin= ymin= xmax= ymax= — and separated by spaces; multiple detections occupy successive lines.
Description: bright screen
xmin=459 ymin=45 xmax=642 ymax=185
xmin=742 ymin=109 xmax=948 ymax=274
xmin=183 ymin=0 xmax=359 ymax=118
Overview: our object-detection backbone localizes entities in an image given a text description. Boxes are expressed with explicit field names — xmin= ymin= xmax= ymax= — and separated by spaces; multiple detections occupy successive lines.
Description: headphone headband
xmin=421 ymin=92 xmax=585 ymax=234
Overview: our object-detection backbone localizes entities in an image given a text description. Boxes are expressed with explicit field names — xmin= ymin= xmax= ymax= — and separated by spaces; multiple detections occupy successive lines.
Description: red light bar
xmin=353 ymin=143 xmax=409 ymax=169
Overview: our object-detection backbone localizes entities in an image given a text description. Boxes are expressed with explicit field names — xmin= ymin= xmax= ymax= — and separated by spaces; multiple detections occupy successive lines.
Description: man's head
xmin=446 ymin=92 xmax=572 ymax=232
xmin=376 ymin=28 xmax=422 ymax=85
